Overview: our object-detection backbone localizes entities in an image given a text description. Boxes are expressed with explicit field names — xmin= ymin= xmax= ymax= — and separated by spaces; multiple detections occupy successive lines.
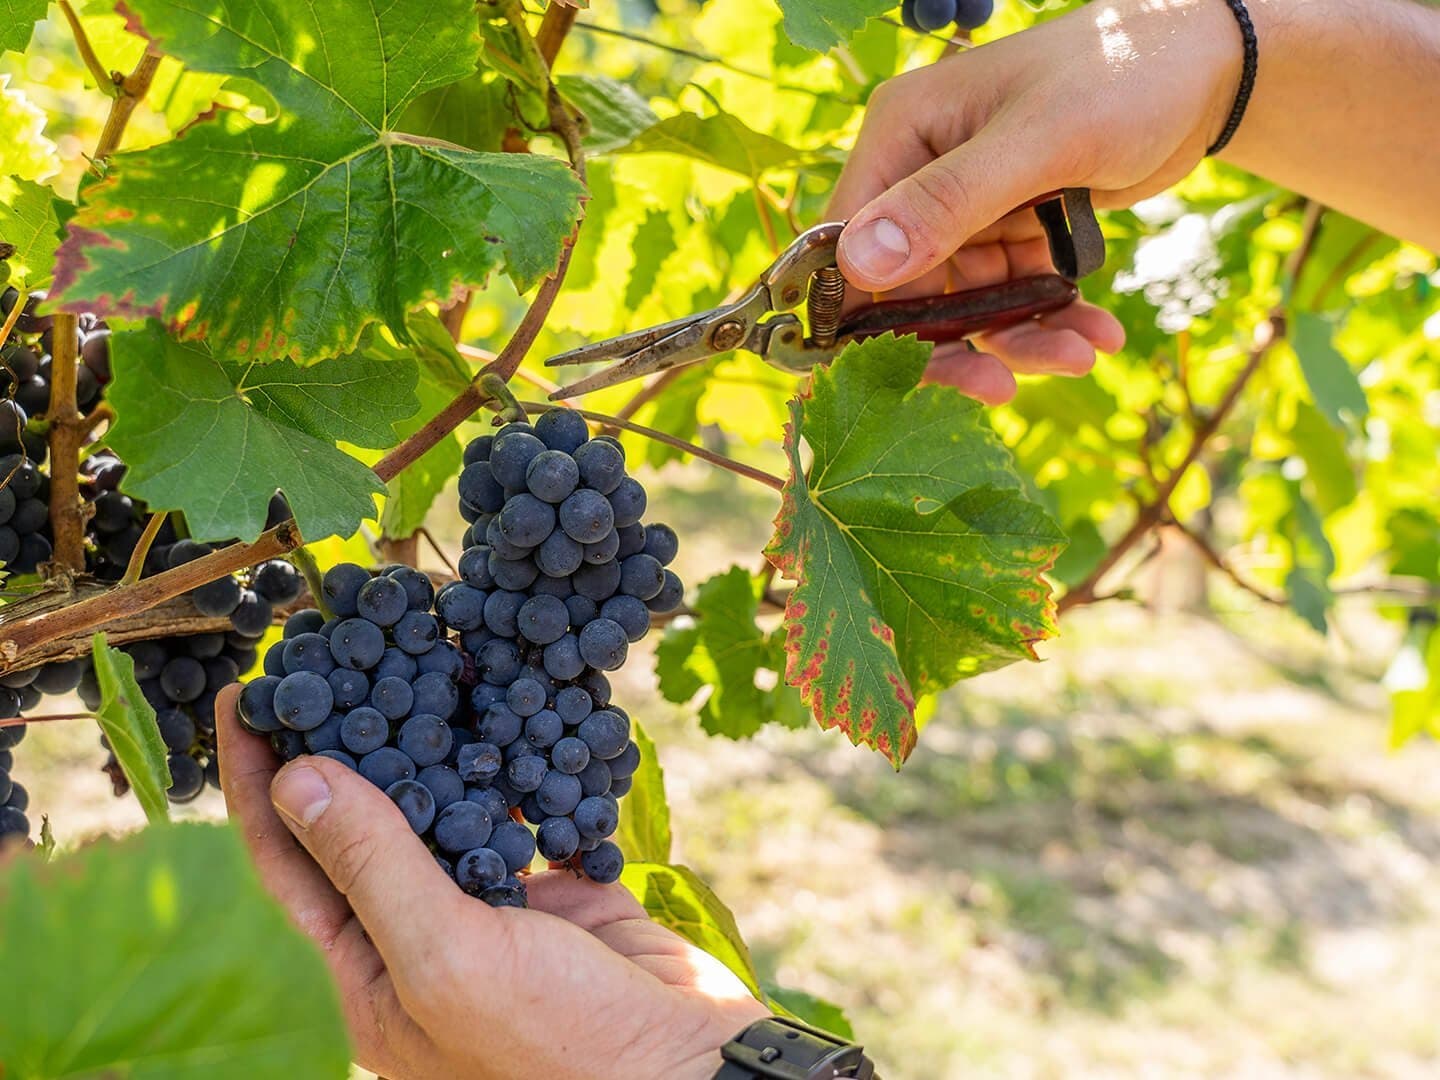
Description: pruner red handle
xmin=837 ymin=274 xmax=1079 ymax=345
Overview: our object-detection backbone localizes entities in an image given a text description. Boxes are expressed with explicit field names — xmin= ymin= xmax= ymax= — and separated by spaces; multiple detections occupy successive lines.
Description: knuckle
xmin=326 ymin=830 xmax=377 ymax=896
xmin=866 ymin=65 xmax=928 ymax=116
xmin=901 ymin=167 xmax=974 ymax=252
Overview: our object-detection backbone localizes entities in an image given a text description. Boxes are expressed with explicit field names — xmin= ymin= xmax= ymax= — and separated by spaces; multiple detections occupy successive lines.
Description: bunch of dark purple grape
xmin=236 ymin=563 xmax=546 ymax=906
xmin=81 ymin=460 xmax=303 ymax=634
xmin=444 ymin=408 xmax=683 ymax=889
xmin=1 ymin=286 xmax=300 ymax=824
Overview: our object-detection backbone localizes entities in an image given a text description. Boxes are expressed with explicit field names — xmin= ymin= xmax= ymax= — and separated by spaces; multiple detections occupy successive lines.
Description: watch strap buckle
xmin=717 ymin=1016 xmax=876 ymax=1080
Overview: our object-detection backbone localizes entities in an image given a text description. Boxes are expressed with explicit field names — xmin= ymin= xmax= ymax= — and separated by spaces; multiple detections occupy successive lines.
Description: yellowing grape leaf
xmin=765 ymin=335 xmax=1064 ymax=765
xmin=52 ymin=0 xmax=584 ymax=362
xmin=106 ymin=324 xmax=407 ymax=541
xmin=0 ymin=176 xmax=60 ymax=291
xmin=0 ymin=75 xmax=58 ymax=181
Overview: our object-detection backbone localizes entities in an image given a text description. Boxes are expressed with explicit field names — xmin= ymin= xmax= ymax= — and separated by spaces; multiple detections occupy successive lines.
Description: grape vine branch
xmin=1059 ymin=202 xmax=1326 ymax=612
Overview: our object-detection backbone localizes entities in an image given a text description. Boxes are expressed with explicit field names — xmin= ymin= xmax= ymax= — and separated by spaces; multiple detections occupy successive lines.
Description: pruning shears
xmin=546 ymin=188 xmax=1105 ymax=399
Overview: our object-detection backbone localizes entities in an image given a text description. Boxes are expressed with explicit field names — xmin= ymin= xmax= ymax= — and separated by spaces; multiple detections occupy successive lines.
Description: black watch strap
xmin=713 ymin=1016 xmax=877 ymax=1080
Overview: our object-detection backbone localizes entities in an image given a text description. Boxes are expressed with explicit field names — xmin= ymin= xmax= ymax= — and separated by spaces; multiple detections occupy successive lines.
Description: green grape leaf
xmin=557 ymin=74 xmax=659 ymax=155
xmin=1288 ymin=400 xmax=1357 ymax=516
xmin=771 ymin=0 xmax=892 ymax=52
xmin=89 ymin=632 xmax=170 ymax=825
xmin=1385 ymin=508 xmax=1440 ymax=581
xmin=378 ymin=313 xmax=469 ymax=538
xmin=761 ymin=983 xmax=855 ymax=1040
xmin=0 ymin=0 xmax=45 ymax=55
xmin=764 ymin=334 xmax=1064 ymax=765
xmin=613 ymin=720 xmax=671 ymax=865
xmin=231 ymin=339 xmax=421 ymax=449
xmin=621 ymin=862 xmax=763 ymax=1000
xmin=52 ymin=0 xmax=584 ymax=363
xmin=624 ymin=209 xmax=674 ymax=310
xmin=478 ymin=16 xmax=545 ymax=92
xmin=615 ymin=108 xmax=810 ymax=179
xmin=1050 ymin=517 xmax=1107 ymax=589
xmin=0 ymin=176 xmax=60 ymax=291
xmin=656 ymin=566 xmax=808 ymax=739
xmin=1285 ymin=567 xmax=1331 ymax=635
xmin=1293 ymin=312 xmax=1369 ymax=428
xmin=0 ymin=822 xmax=351 ymax=1079
xmin=107 ymin=325 xmax=386 ymax=542
xmin=400 ymin=73 xmax=514 ymax=153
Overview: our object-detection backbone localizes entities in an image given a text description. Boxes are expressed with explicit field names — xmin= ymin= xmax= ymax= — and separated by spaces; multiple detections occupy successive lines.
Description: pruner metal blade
xmin=543 ymin=287 xmax=772 ymax=399
xmin=545 ymin=221 xmax=847 ymax=400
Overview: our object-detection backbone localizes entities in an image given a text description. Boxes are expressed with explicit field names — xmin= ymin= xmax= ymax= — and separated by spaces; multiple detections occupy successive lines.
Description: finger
xmin=923 ymin=347 xmax=1018 ymax=405
xmin=217 ymin=688 xmax=409 ymax=1068
xmin=977 ymin=304 xmax=1124 ymax=374
xmin=1039 ymin=300 xmax=1127 ymax=354
xmin=977 ymin=322 xmax=1097 ymax=377
xmin=268 ymin=756 xmax=482 ymax=980
xmin=524 ymin=870 xmax=648 ymax=932
xmin=826 ymin=80 xmax=939 ymax=222
xmin=216 ymin=684 xmax=353 ymax=936
xmin=838 ymin=125 xmax=1059 ymax=293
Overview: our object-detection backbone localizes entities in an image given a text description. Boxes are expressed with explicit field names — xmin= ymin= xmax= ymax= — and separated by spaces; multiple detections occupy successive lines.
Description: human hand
xmin=215 ymin=685 xmax=768 ymax=1080
xmin=829 ymin=0 xmax=1247 ymax=402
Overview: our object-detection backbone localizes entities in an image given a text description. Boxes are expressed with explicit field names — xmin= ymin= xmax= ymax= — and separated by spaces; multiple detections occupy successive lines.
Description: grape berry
xmin=901 ymin=0 xmax=995 ymax=33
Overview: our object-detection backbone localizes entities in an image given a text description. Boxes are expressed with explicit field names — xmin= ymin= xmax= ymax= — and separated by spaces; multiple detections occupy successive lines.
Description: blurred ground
xmin=14 ymin=464 xmax=1440 ymax=1079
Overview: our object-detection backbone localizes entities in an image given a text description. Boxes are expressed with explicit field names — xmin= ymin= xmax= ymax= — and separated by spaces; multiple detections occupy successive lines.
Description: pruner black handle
xmin=1033 ymin=188 xmax=1105 ymax=281
xmin=838 ymin=274 xmax=1078 ymax=345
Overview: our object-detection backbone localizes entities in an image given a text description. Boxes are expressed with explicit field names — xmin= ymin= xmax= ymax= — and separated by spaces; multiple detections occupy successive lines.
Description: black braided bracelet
xmin=1206 ymin=0 xmax=1258 ymax=155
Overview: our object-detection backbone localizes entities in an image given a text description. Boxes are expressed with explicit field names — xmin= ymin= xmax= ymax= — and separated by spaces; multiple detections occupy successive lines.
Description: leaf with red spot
xmin=49 ymin=0 xmax=583 ymax=363
xmin=764 ymin=334 xmax=1065 ymax=765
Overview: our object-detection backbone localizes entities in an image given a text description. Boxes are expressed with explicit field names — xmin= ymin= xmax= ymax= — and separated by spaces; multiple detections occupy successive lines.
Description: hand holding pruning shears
xmin=547 ymin=192 xmax=1109 ymax=402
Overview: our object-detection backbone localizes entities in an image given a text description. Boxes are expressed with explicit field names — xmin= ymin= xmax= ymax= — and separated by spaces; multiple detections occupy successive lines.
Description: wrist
xmin=1116 ymin=0 xmax=1250 ymax=152
xmin=669 ymin=999 xmax=773 ymax=1080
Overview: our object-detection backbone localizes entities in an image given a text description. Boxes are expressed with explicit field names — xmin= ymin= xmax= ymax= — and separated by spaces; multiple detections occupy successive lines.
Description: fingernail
xmin=272 ymin=766 xmax=331 ymax=828
xmin=840 ymin=218 xmax=910 ymax=283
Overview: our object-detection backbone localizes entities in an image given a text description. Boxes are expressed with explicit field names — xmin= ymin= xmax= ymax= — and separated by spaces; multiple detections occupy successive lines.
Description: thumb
xmin=837 ymin=126 xmax=1055 ymax=292
xmin=269 ymin=756 xmax=476 ymax=965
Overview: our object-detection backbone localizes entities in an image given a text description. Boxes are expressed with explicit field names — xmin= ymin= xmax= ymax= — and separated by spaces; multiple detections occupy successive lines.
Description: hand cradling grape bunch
xmin=237 ymin=409 xmax=684 ymax=907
